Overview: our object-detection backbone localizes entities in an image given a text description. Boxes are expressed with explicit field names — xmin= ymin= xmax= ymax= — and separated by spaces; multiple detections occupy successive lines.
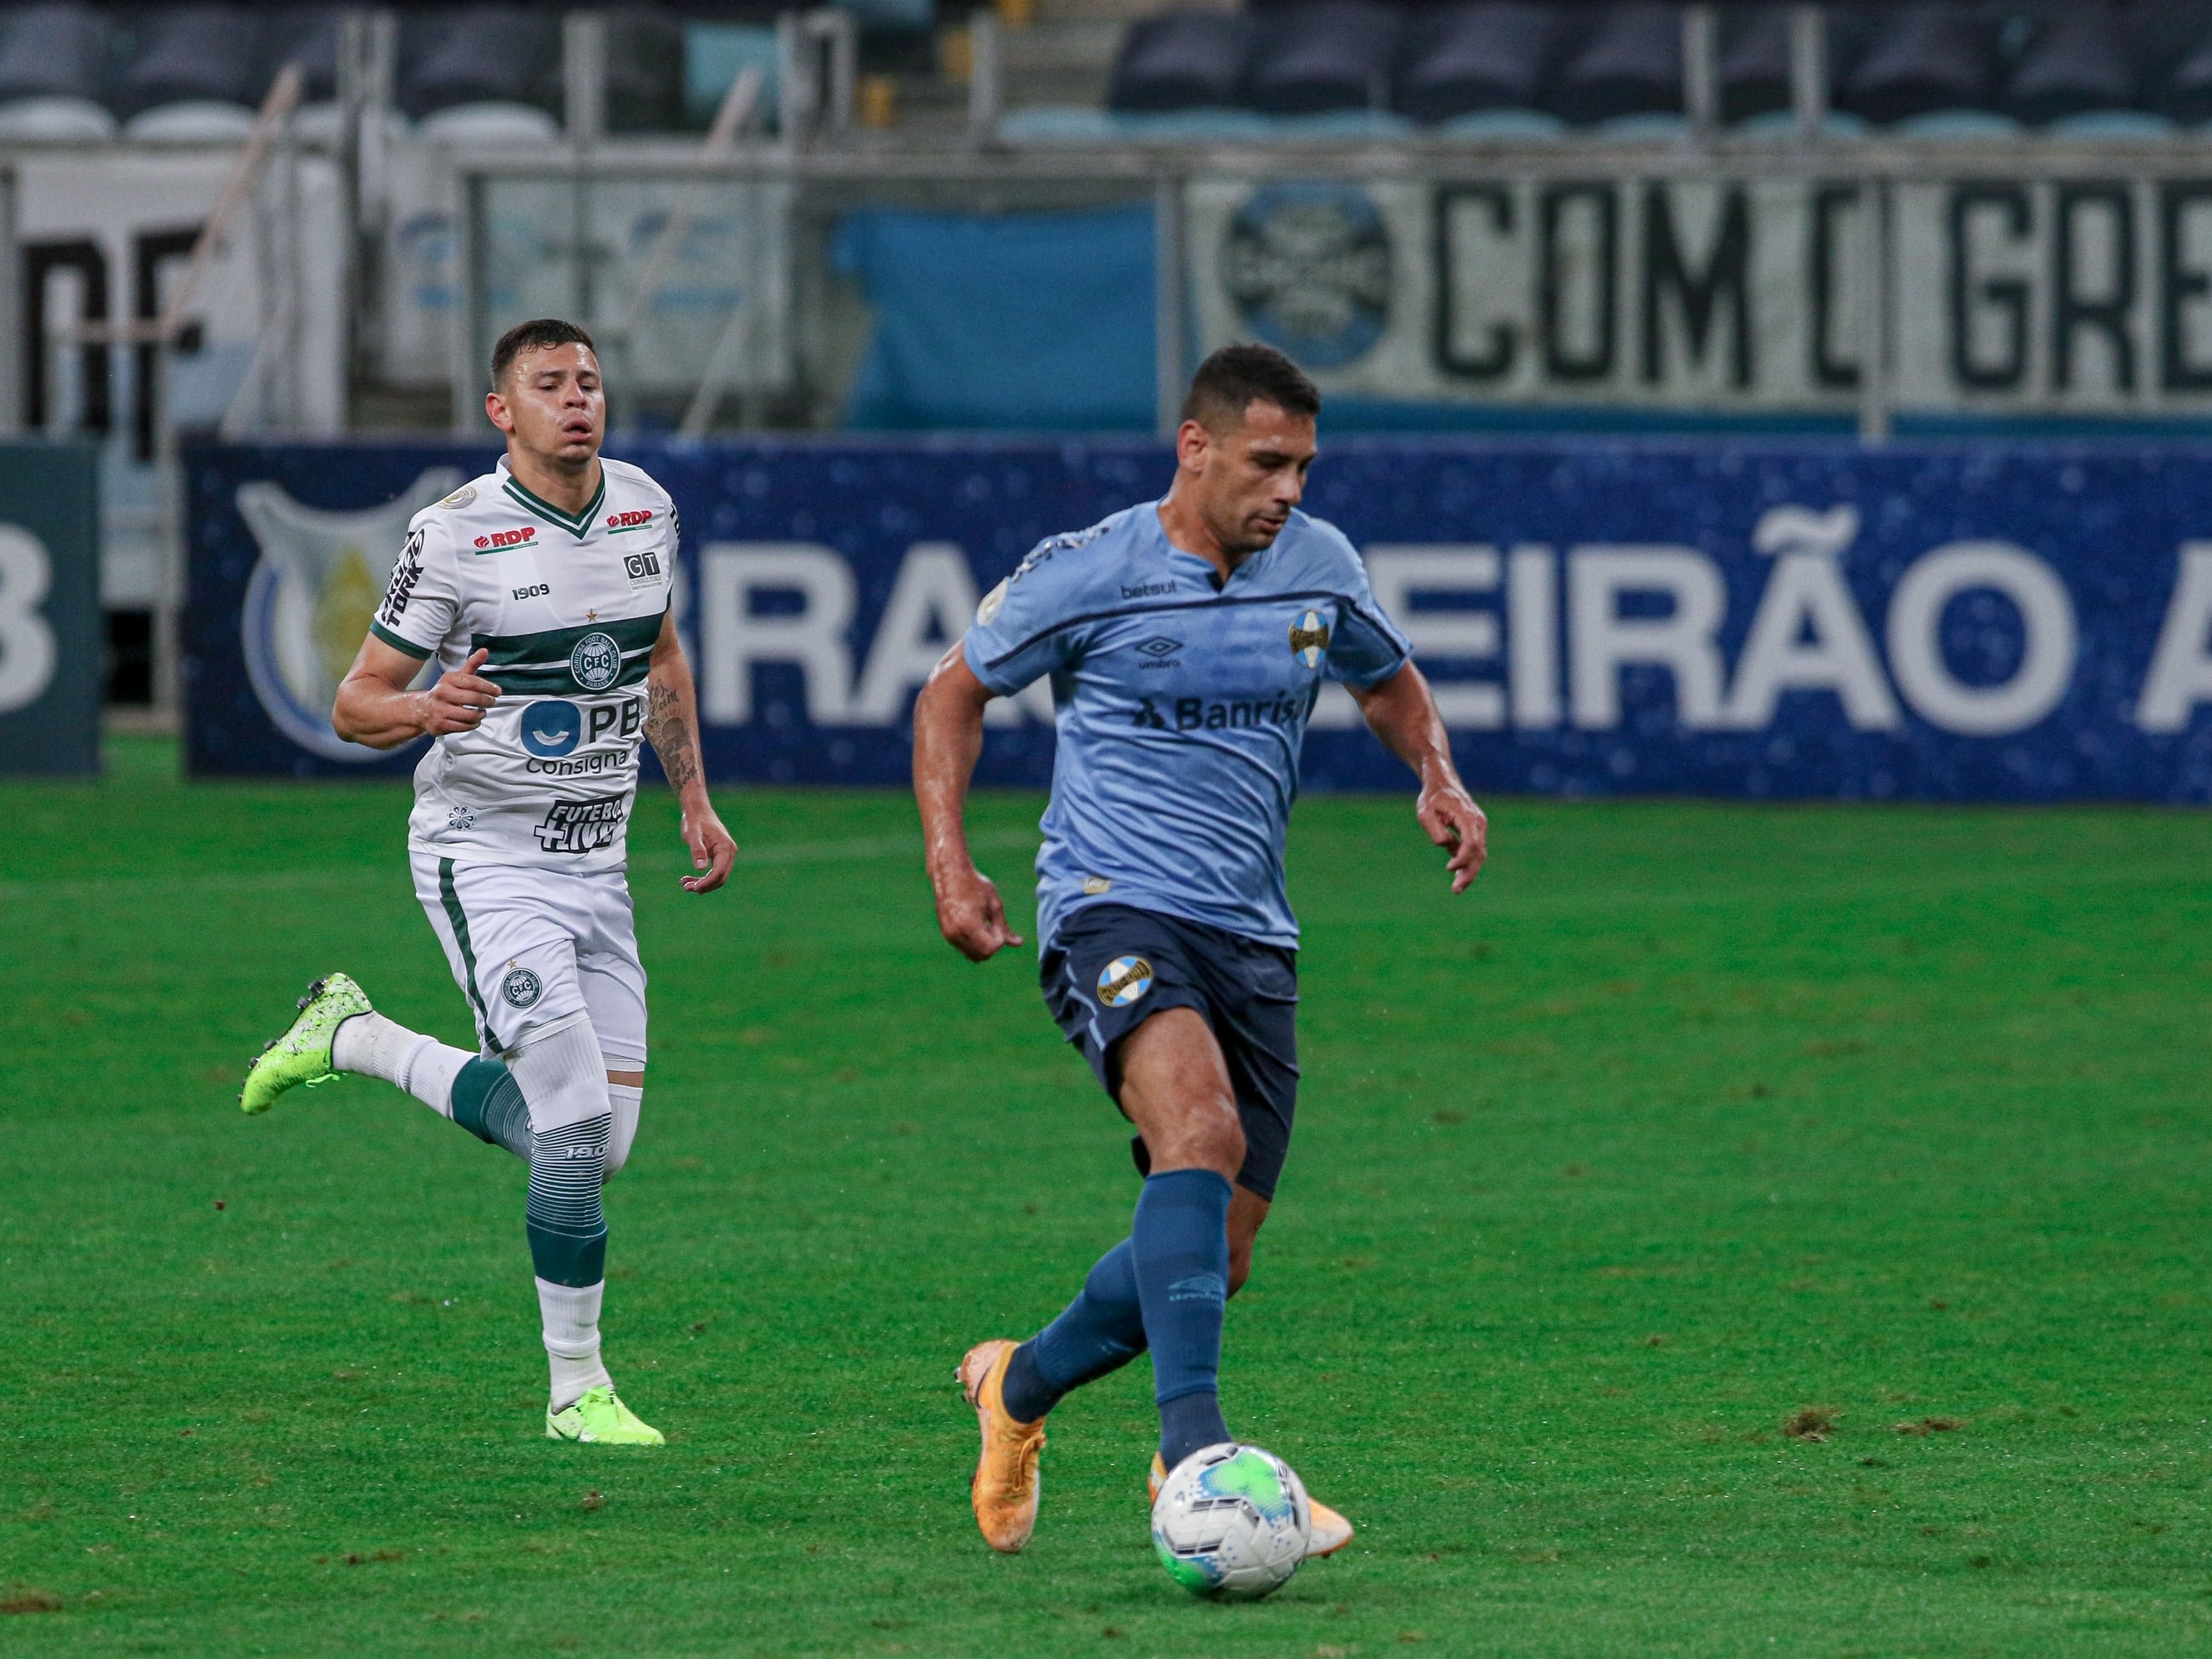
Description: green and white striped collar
xmin=498 ymin=460 xmax=606 ymax=540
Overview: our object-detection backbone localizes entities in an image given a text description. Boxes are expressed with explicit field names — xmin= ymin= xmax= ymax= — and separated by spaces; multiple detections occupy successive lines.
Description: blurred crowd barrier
xmin=184 ymin=435 xmax=2212 ymax=800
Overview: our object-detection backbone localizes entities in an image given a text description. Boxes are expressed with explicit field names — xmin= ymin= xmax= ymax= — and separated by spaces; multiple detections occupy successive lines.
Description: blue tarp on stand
xmin=833 ymin=205 xmax=1156 ymax=431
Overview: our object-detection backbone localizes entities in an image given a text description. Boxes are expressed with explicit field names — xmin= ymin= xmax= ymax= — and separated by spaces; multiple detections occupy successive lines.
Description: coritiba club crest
xmin=235 ymin=469 xmax=463 ymax=760
xmin=1223 ymin=184 xmax=1391 ymax=369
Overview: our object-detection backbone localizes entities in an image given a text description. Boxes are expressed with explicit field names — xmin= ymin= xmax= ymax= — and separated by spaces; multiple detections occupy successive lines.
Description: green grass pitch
xmin=4 ymin=735 xmax=2210 ymax=1656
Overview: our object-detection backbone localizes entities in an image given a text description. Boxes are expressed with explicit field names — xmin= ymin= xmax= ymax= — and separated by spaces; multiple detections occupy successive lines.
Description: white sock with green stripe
xmin=332 ymin=1012 xmax=473 ymax=1118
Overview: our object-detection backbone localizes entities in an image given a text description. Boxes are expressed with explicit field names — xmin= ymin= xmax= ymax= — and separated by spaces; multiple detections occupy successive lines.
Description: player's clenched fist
xmin=934 ymin=865 xmax=1023 ymax=962
xmin=419 ymin=647 xmax=502 ymax=735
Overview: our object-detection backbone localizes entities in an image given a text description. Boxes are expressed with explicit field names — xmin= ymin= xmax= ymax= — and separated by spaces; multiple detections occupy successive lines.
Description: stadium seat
xmin=2004 ymin=6 xmax=2138 ymax=127
xmin=1395 ymin=2 xmax=1557 ymax=125
xmin=1718 ymin=7 xmax=1792 ymax=125
xmin=1268 ymin=107 xmax=1414 ymax=139
xmin=416 ymin=103 xmax=561 ymax=145
xmin=0 ymin=2 xmax=111 ymax=138
xmin=0 ymin=2 xmax=107 ymax=101
xmin=0 ymin=95 xmax=114 ymax=141
xmin=1548 ymin=2 xmax=1681 ymax=126
xmin=123 ymin=101 xmax=259 ymax=143
xmin=1434 ymin=106 xmax=1565 ymax=140
xmin=2046 ymin=109 xmax=2172 ymax=140
xmin=1107 ymin=12 xmax=1254 ymax=112
xmin=1001 ymin=105 xmax=1275 ymax=144
xmin=399 ymin=6 xmax=562 ymax=122
xmin=1734 ymin=107 xmax=1866 ymax=140
xmin=1247 ymin=2 xmax=1404 ymax=115
xmin=118 ymin=4 xmax=266 ymax=118
xmin=1837 ymin=2 xmax=1993 ymax=126
xmin=1887 ymin=108 xmax=2017 ymax=140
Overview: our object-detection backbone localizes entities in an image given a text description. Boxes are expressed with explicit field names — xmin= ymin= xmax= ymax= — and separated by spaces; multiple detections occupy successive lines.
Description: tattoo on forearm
xmin=644 ymin=680 xmax=701 ymax=790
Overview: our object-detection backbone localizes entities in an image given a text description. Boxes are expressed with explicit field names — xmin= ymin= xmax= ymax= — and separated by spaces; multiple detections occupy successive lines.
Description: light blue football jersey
xmin=962 ymin=500 xmax=1410 ymax=950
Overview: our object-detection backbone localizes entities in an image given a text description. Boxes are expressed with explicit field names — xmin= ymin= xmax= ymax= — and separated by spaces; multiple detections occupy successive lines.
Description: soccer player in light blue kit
xmin=914 ymin=344 xmax=1488 ymax=1558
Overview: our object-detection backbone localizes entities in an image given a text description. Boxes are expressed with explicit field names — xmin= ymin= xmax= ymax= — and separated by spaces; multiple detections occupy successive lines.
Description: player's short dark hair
xmin=1180 ymin=342 xmax=1321 ymax=432
xmin=491 ymin=317 xmax=597 ymax=389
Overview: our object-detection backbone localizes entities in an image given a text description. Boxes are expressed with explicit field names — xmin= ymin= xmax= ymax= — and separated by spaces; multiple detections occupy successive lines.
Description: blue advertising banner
xmin=0 ymin=442 xmax=100 ymax=776
xmin=187 ymin=436 xmax=2212 ymax=801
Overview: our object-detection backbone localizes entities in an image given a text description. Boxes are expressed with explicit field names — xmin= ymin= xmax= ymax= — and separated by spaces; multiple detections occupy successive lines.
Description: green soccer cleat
xmin=547 ymin=1386 xmax=665 ymax=1445
xmin=238 ymin=974 xmax=373 ymax=1116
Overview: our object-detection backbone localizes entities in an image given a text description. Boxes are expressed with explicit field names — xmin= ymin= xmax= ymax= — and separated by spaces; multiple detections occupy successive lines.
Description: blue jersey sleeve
xmin=961 ymin=531 xmax=1100 ymax=695
xmin=1319 ymin=534 xmax=1411 ymax=688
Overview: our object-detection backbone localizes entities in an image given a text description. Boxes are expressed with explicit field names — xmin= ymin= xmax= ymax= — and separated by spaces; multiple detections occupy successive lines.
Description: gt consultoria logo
xmin=534 ymin=794 xmax=627 ymax=854
xmin=1224 ymin=184 xmax=1390 ymax=369
xmin=501 ymin=966 xmax=543 ymax=1009
xmin=1290 ymin=611 xmax=1331 ymax=667
xmin=622 ymin=548 xmax=661 ymax=588
xmin=1096 ymin=955 xmax=1154 ymax=1008
xmin=569 ymin=631 xmax=622 ymax=691
xmin=235 ymin=469 xmax=463 ymax=762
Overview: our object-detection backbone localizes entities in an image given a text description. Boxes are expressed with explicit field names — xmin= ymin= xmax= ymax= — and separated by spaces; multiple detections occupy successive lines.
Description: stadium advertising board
xmin=0 ymin=443 xmax=101 ymax=775
xmin=188 ymin=437 xmax=2212 ymax=801
xmin=1189 ymin=173 xmax=2212 ymax=419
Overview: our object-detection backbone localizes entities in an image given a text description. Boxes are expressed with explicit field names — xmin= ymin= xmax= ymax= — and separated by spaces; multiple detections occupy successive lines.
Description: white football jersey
xmin=370 ymin=456 xmax=678 ymax=872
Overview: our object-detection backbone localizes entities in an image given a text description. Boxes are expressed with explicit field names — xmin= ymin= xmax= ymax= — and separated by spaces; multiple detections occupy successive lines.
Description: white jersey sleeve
xmin=370 ymin=509 xmax=463 ymax=661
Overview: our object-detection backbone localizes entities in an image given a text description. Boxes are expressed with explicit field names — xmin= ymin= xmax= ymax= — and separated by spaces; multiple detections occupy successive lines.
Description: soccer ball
xmin=1150 ymin=1442 xmax=1311 ymax=1600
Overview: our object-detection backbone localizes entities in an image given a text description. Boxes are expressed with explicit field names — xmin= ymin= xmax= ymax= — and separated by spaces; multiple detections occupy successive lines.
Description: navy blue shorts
xmin=1038 ymin=902 xmax=1299 ymax=1201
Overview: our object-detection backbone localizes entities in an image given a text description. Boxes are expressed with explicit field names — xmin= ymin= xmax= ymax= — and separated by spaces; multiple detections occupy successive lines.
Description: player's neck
xmin=1155 ymin=493 xmax=1248 ymax=585
xmin=506 ymin=446 xmax=603 ymax=517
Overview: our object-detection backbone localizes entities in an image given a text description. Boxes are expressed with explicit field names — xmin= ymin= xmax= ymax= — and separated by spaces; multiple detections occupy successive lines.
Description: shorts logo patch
xmin=569 ymin=631 xmax=621 ymax=691
xmin=501 ymin=967 xmax=542 ymax=1009
xmin=1097 ymin=955 xmax=1153 ymax=1008
xmin=1290 ymin=610 xmax=1331 ymax=668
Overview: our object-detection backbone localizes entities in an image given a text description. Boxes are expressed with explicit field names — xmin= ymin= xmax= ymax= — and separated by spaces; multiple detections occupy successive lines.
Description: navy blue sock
xmin=1002 ymin=1239 xmax=1147 ymax=1423
xmin=1131 ymin=1169 xmax=1234 ymax=1471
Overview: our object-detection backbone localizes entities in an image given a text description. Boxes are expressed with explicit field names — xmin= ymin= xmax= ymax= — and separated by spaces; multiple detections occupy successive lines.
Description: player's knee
xmin=1190 ymin=1099 xmax=1245 ymax=1180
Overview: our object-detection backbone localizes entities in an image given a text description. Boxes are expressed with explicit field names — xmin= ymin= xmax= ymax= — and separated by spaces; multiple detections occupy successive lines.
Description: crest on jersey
xmin=235 ymin=469 xmax=464 ymax=761
xmin=1097 ymin=955 xmax=1154 ymax=1008
xmin=569 ymin=631 xmax=621 ymax=691
xmin=1289 ymin=611 xmax=1330 ymax=668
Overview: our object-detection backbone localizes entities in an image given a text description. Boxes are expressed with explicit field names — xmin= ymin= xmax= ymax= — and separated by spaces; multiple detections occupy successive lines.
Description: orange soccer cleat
xmin=958 ymin=1339 xmax=1049 ymax=1553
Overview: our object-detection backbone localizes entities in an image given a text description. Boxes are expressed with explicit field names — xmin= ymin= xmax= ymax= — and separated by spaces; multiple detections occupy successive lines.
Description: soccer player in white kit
xmin=238 ymin=318 xmax=735 ymax=1445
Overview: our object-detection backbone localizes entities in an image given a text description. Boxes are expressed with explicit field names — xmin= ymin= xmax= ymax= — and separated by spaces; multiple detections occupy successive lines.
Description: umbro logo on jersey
xmin=475 ymin=526 xmax=537 ymax=550
xmin=1133 ymin=636 xmax=1181 ymax=660
xmin=606 ymin=508 xmax=655 ymax=530
xmin=1289 ymin=611 xmax=1331 ymax=666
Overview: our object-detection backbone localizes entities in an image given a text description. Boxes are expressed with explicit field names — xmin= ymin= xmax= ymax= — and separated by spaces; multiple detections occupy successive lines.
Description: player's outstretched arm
xmin=1352 ymin=661 xmax=1489 ymax=894
xmin=644 ymin=613 xmax=736 ymax=894
xmin=913 ymin=645 xmax=1023 ymax=962
xmin=333 ymin=636 xmax=503 ymax=749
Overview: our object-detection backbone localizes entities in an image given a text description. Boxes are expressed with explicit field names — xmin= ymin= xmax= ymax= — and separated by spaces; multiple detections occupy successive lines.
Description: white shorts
xmin=411 ymin=850 xmax=648 ymax=1069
